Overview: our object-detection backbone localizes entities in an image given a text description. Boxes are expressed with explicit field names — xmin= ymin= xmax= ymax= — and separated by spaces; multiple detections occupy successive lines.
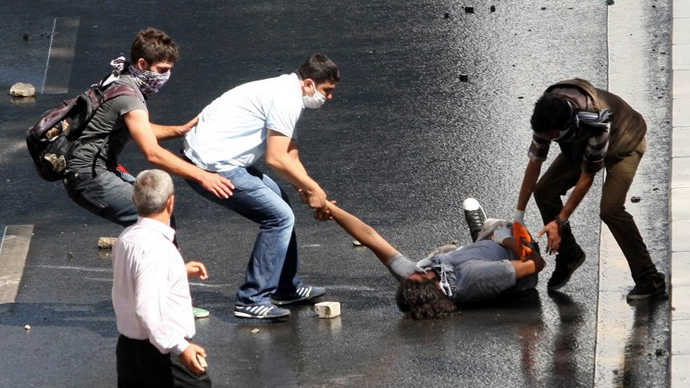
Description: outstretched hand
xmin=313 ymin=200 xmax=337 ymax=221
xmin=512 ymin=221 xmax=533 ymax=259
xmin=537 ymin=220 xmax=561 ymax=255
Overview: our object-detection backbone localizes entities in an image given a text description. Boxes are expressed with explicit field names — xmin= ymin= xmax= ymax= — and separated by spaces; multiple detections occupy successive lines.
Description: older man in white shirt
xmin=112 ymin=169 xmax=211 ymax=387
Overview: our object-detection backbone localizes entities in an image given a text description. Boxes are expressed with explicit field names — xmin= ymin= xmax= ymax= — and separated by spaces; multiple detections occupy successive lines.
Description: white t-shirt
xmin=184 ymin=73 xmax=304 ymax=171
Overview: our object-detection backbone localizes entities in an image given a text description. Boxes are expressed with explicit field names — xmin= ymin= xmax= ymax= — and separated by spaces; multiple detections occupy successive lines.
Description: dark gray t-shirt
xmin=68 ymin=75 xmax=146 ymax=174
xmin=387 ymin=240 xmax=538 ymax=304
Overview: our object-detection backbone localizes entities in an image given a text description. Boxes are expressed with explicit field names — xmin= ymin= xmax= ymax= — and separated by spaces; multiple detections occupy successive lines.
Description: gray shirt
xmin=68 ymin=75 xmax=146 ymax=174
xmin=387 ymin=240 xmax=538 ymax=304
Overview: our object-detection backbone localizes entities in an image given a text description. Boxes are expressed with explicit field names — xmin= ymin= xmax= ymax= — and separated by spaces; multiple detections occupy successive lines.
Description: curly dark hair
xmin=530 ymin=92 xmax=573 ymax=134
xmin=396 ymin=277 xmax=459 ymax=320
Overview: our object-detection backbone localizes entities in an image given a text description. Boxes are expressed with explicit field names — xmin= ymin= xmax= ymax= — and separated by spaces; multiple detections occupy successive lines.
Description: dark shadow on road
xmin=622 ymin=294 xmax=670 ymax=388
xmin=0 ymin=299 xmax=117 ymax=338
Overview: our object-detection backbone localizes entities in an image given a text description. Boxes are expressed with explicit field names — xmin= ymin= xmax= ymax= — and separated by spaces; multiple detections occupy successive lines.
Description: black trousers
xmin=116 ymin=335 xmax=212 ymax=388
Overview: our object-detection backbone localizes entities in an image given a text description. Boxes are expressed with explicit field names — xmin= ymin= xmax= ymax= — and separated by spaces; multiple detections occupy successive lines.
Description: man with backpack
xmin=63 ymin=27 xmax=233 ymax=228
xmin=513 ymin=78 xmax=665 ymax=300
xmin=58 ymin=28 xmax=233 ymax=318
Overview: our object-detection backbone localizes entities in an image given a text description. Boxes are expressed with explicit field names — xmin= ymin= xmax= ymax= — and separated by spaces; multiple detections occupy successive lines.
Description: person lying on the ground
xmin=323 ymin=199 xmax=546 ymax=319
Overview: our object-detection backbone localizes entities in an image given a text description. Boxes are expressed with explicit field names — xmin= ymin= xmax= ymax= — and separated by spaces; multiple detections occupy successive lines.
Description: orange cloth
xmin=513 ymin=222 xmax=533 ymax=259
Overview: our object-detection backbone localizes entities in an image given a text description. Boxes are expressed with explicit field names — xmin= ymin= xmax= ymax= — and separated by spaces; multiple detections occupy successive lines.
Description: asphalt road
xmin=0 ymin=0 xmax=671 ymax=387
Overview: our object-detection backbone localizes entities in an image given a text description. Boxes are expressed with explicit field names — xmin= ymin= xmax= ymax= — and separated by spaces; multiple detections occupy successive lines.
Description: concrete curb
xmin=595 ymin=1 xmax=673 ymax=386
xmin=671 ymin=0 xmax=690 ymax=386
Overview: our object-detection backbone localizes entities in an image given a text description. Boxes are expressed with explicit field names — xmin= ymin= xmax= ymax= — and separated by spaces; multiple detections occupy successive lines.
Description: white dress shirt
xmin=183 ymin=73 xmax=303 ymax=172
xmin=112 ymin=217 xmax=195 ymax=355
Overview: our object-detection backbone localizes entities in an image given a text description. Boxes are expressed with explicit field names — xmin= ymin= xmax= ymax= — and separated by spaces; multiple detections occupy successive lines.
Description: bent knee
xmin=600 ymin=203 xmax=626 ymax=223
xmin=264 ymin=208 xmax=295 ymax=229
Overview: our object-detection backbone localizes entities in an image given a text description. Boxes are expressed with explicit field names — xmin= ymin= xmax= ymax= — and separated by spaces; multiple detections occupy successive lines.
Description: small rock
xmin=655 ymin=348 xmax=663 ymax=356
xmin=518 ymin=96 xmax=524 ymax=99
xmin=607 ymin=0 xmax=615 ymax=5
xmin=98 ymin=237 xmax=118 ymax=249
xmin=613 ymin=369 xmax=618 ymax=375
xmin=67 ymin=252 xmax=75 ymax=261
xmin=22 ymin=33 xmax=29 ymax=40
xmin=490 ymin=5 xmax=496 ymax=12
xmin=464 ymin=6 xmax=474 ymax=14
xmin=315 ymin=301 xmax=341 ymax=319
xmin=353 ymin=240 xmax=362 ymax=246
xmin=459 ymin=74 xmax=469 ymax=82
xmin=631 ymin=196 xmax=641 ymax=203
xmin=444 ymin=12 xmax=450 ymax=19
xmin=24 ymin=325 xmax=31 ymax=330
xmin=10 ymin=82 xmax=36 ymax=97
xmin=251 ymin=328 xmax=260 ymax=334
xmin=541 ymin=7 xmax=547 ymax=10
xmin=451 ymin=240 xmax=459 ymax=245
xmin=197 ymin=354 xmax=207 ymax=369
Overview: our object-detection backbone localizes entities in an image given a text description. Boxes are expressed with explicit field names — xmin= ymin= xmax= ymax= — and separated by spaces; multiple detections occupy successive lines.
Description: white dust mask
xmin=303 ymin=82 xmax=326 ymax=109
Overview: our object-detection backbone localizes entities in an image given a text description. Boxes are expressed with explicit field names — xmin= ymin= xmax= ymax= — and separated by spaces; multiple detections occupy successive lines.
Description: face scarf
xmin=414 ymin=255 xmax=458 ymax=298
xmin=110 ymin=56 xmax=170 ymax=97
xmin=554 ymin=100 xmax=613 ymax=143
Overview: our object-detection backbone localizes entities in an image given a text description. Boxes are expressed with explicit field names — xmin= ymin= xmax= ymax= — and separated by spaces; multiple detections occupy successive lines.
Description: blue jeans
xmin=186 ymin=166 xmax=301 ymax=306
xmin=64 ymin=169 xmax=138 ymax=227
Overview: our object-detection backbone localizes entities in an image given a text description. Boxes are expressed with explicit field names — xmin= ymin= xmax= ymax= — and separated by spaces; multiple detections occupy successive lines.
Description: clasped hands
xmin=298 ymin=189 xmax=334 ymax=221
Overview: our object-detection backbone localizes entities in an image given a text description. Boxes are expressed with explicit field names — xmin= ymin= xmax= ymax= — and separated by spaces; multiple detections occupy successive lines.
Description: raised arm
xmin=326 ymin=202 xmax=399 ymax=266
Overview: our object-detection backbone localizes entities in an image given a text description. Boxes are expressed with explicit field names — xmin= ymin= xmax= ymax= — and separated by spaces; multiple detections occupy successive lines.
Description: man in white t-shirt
xmin=183 ymin=54 xmax=339 ymax=319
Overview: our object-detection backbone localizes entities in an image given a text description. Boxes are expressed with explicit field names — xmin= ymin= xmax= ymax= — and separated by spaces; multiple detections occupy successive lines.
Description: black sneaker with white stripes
xmin=234 ymin=304 xmax=290 ymax=319
xmin=271 ymin=286 xmax=326 ymax=306
xmin=463 ymin=198 xmax=487 ymax=242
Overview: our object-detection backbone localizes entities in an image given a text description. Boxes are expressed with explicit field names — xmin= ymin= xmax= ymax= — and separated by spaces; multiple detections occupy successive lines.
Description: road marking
xmin=36 ymin=265 xmax=112 ymax=273
xmin=41 ymin=16 xmax=80 ymax=94
xmin=0 ymin=225 xmax=34 ymax=304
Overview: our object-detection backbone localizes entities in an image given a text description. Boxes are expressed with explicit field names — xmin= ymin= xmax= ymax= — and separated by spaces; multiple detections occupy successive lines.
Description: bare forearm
xmin=150 ymin=123 xmax=186 ymax=140
xmin=517 ymin=160 xmax=542 ymax=211
xmin=143 ymin=147 xmax=204 ymax=182
xmin=267 ymin=153 xmax=321 ymax=193
xmin=559 ymin=172 xmax=595 ymax=220
xmin=150 ymin=116 xmax=199 ymax=140
xmin=327 ymin=203 xmax=398 ymax=265
xmin=500 ymin=237 xmax=523 ymax=258
xmin=512 ymin=260 xmax=536 ymax=279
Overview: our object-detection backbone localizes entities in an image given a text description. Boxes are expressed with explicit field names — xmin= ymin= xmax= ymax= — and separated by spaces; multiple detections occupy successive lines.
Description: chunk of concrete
xmin=315 ymin=301 xmax=341 ymax=319
xmin=10 ymin=82 xmax=35 ymax=97
xmin=98 ymin=237 xmax=118 ymax=249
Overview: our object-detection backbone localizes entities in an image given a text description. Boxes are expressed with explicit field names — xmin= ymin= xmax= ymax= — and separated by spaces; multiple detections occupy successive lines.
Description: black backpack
xmin=26 ymin=78 xmax=137 ymax=181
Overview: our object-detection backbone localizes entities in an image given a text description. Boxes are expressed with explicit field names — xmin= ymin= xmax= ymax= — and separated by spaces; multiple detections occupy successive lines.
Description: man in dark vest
xmin=512 ymin=78 xmax=665 ymax=300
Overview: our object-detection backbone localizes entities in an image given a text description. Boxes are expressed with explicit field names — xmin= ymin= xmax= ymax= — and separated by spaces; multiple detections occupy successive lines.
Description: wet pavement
xmin=0 ymin=0 xmax=672 ymax=387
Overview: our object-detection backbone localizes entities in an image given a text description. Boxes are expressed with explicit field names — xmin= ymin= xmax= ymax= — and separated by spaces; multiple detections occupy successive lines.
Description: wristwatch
xmin=555 ymin=216 xmax=570 ymax=229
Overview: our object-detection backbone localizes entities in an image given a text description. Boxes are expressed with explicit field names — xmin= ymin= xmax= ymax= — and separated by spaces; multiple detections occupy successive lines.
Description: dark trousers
xmin=64 ymin=169 xmax=178 ymax=246
xmin=116 ymin=335 xmax=212 ymax=388
xmin=533 ymin=138 xmax=657 ymax=284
